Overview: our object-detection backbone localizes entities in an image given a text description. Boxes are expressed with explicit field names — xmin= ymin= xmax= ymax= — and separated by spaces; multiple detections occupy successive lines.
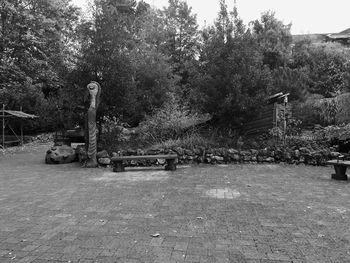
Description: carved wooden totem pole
xmin=85 ymin=81 xmax=101 ymax=168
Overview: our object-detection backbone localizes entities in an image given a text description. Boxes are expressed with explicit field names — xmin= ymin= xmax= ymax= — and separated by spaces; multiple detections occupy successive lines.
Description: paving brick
xmin=1 ymin=145 xmax=350 ymax=262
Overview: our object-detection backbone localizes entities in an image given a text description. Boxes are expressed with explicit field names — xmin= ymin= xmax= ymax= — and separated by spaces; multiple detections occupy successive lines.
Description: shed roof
xmin=1 ymin=110 xmax=38 ymax=119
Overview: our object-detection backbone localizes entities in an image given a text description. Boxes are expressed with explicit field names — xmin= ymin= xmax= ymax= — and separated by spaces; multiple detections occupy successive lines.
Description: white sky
xmin=71 ymin=0 xmax=350 ymax=34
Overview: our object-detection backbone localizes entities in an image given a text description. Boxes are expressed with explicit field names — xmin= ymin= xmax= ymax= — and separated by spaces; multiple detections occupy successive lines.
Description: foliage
xmin=138 ymin=95 xmax=211 ymax=144
xmin=3 ymin=0 xmax=350 ymax=140
xmin=293 ymin=95 xmax=339 ymax=126
xmin=191 ymin=4 xmax=276 ymax=125
xmin=151 ymin=132 xmax=217 ymax=150
xmin=0 ymin=0 xmax=79 ymax=131
xmin=291 ymin=41 xmax=350 ymax=98
xmin=251 ymin=11 xmax=293 ymax=69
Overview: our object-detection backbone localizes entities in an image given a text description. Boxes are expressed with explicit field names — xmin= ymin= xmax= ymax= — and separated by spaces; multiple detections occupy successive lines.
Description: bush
xmin=151 ymin=132 xmax=217 ymax=150
xmin=138 ymin=96 xmax=211 ymax=144
xmin=99 ymin=116 xmax=140 ymax=152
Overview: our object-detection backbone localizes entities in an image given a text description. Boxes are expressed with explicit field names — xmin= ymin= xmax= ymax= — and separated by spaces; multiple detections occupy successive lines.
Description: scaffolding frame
xmin=1 ymin=104 xmax=38 ymax=149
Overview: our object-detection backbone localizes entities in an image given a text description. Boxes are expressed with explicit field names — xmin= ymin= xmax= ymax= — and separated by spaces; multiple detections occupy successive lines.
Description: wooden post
xmin=2 ymin=104 xmax=5 ymax=149
xmin=20 ymin=106 xmax=23 ymax=146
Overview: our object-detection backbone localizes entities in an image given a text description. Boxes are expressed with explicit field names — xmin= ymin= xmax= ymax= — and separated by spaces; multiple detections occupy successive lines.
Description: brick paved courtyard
xmin=1 ymin=144 xmax=350 ymax=263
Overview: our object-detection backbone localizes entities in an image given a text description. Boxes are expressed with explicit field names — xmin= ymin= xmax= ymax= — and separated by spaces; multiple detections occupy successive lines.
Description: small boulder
xmin=173 ymin=147 xmax=184 ymax=155
xmin=294 ymin=150 xmax=300 ymax=158
xmin=250 ymin=149 xmax=258 ymax=156
xmin=264 ymin=157 xmax=275 ymax=163
xmin=213 ymin=156 xmax=224 ymax=162
xmin=243 ymin=155 xmax=251 ymax=162
xmin=111 ymin=152 xmax=120 ymax=157
xmin=228 ymin=148 xmax=238 ymax=155
xmin=330 ymin=151 xmax=341 ymax=158
xmin=97 ymin=150 xmax=109 ymax=159
xmin=46 ymin=145 xmax=77 ymax=164
xmin=232 ymin=154 xmax=240 ymax=161
xmin=98 ymin=157 xmax=111 ymax=165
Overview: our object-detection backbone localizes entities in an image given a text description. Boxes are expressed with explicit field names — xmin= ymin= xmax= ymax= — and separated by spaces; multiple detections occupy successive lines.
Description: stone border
xmin=75 ymin=145 xmax=342 ymax=167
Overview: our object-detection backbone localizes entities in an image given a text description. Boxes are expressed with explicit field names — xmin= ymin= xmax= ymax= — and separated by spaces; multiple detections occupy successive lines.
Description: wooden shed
xmin=243 ymin=93 xmax=290 ymax=137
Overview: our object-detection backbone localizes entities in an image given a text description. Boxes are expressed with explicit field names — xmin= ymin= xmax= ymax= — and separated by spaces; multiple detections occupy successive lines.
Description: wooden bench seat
xmin=326 ymin=159 xmax=350 ymax=180
xmin=111 ymin=154 xmax=178 ymax=172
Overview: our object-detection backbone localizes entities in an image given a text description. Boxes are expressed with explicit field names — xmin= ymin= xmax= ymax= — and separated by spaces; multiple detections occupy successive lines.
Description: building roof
xmin=327 ymin=28 xmax=350 ymax=39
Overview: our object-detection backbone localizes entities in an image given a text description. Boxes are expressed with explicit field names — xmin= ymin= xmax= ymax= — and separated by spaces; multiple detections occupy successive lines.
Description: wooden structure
xmin=1 ymin=104 xmax=38 ymax=149
xmin=243 ymin=93 xmax=290 ymax=141
xmin=111 ymin=154 xmax=178 ymax=172
xmin=54 ymin=128 xmax=85 ymax=146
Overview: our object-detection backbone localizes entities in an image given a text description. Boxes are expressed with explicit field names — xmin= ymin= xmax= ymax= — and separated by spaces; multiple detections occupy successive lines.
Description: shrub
xmin=151 ymin=132 xmax=217 ymax=150
xmin=138 ymin=96 xmax=211 ymax=144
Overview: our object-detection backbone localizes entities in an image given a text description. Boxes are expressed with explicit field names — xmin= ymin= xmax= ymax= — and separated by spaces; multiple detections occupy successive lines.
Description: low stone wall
xmin=81 ymin=145 xmax=342 ymax=167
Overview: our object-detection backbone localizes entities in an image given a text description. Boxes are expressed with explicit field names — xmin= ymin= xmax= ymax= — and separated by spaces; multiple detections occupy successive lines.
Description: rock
xmin=186 ymin=155 xmax=194 ymax=161
xmin=193 ymin=148 xmax=202 ymax=155
xmin=213 ymin=156 xmax=224 ymax=162
xmin=157 ymin=159 xmax=166 ymax=165
xmin=98 ymin=157 xmax=111 ymax=165
xmin=196 ymin=156 xmax=204 ymax=163
xmin=97 ymin=150 xmax=109 ymax=159
xmin=46 ymin=145 xmax=77 ymax=164
xmin=204 ymin=157 xmax=211 ymax=163
xmin=137 ymin=149 xmax=145 ymax=155
xmin=264 ymin=157 xmax=275 ymax=163
xmin=251 ymin=156 xmax=257 ymax=162
xmin=299 ymin=147 xmax=311 ymax=154
xmin=111 ymin=152 xmax=119 ymax=157
xmin=250 ymin=149 xmax=258 ymax=156
xmin=243 ymin=155 xmax=251 ymax=162
xmin=284 ymin=151 xmax=292 ymax=160
xmin=257 ymin=155 xmax=265 ymax=162
xmin=259 ymin=148 xmax=269 ymax=156
xmin=173 ymin=147 xmax=184 ymax=155
xmin=214 ymin=148 xmax=227 ymax=157
xmin=294 ymin=150 xmax=300 ymax=158
xmin=240 ymin=150 xmax=250 ymax=156
xmin=228 ymin=148 xmax=238 ymax=158
xmin=330 ymin=151 xmax=341 ymax=158
xmin=274 ymin=149 xmax=283 ymax=160
xmin=232 ymin=154 xmax=240 ymax=161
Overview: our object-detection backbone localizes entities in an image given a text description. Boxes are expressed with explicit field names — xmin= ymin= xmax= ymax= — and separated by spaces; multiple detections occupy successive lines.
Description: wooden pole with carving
xmin=85 ymin=81 xmax=101 ymax=168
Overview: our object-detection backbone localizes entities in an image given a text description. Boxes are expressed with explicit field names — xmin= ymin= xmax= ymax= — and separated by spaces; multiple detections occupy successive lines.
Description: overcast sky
xmin=72 ymin=0 xmax=350 ymax=35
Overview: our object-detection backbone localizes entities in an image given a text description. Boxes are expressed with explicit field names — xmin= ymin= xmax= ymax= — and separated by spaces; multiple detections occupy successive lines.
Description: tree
xmin=161 ymin=0 xmax=200 ymax=99
xmin=192 ymin=2 xmax=273 ymax=125
xmin=251 ymin=11 xmax=293 ymax=69
xmin=0 ymin=0 xmax=79 ymax=130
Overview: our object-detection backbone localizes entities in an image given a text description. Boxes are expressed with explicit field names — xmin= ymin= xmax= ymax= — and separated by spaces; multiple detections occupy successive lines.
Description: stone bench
xmin=111 ymin=154 xmax=178 ymax=172
xmin=326 ymin=159 xmax=350 ymax=180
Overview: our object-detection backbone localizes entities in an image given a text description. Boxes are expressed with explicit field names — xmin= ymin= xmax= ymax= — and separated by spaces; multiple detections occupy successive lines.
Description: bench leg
xmin=165 ymin=159 xmax=176 ymax=171
xmin=331 ymin=165 xmax=348 ymax=180
xmin=113 ymin=161 xmax=125 ymax=172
